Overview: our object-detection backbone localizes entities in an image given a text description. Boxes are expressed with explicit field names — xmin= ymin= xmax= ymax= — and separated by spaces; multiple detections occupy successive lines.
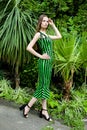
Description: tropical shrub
xmin=0 ymin=78 xmax=32 ymax=104
xmin=79 ymin=32 xmax=87 ymax=84
xmin=20 ymin=57 xmax=38 ymax=88
xmin=53 ymin=31 xmax=81 ymax=100
xmin=0 ymin=0 xmax=36 ymax=87
xmin=48 ymin=85 xmax=87 ymax=130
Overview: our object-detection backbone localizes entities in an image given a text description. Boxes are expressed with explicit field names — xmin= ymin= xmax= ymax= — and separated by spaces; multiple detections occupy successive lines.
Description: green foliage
xmin=48 ymin=85 xmax=87 ymax=129
xmin=0 ymin=70 xmax=5 ymax=80
xmin=32 ymin=0 xmax=73 ymax=19
xmin=0 ymin=79 xmax=32 ymax=104
xmin=73 ymin=68 xmax=85 ymax=88
xmin=0 ymin=78 xmax=87 ymax=129
xmin=41 ymin=125 xmax=54 ymax=130
xmin=73 ymin=2 xmax=87 ymax=32
xmin=48 ymin=91 xmax=61 ymax=109
xmin=54 ymin=32 xmax=81 ymax=82
xmin=0 ymin=0 xmax=38 ymax=87
xmin=0 ymin=0 xmax=36 ymax=67
xmin=79 ymin=32 xmax=87 ymax=84
xmin=0 ymin=0 xmax=87 ymax=129
xmin=79 ymin=32 xmax=87 ymax=68
xmin=0 ymin=79 xmax=13 ymax=100
xmin=20 ymin=57 xmax=38 ymax=88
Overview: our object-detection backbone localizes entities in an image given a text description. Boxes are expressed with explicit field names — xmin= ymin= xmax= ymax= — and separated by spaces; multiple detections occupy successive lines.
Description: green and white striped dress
xmin=33 ymin=32 xmax=53 ymax=99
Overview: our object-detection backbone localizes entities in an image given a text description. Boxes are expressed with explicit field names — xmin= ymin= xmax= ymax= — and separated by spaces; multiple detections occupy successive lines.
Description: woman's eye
xmin=43 ymin=20 xmax=46 ymax=22
xmin=42 ymin=20 xmax=48 ymax=22
xmin=43 ymin=20 xmax=45 ymax=22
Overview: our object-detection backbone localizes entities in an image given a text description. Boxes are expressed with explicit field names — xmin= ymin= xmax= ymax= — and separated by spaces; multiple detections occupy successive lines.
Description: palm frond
xmin=79 ymin=32 xmax=87 ymax=68
xmin=54 ymin=33 xmax=81 ymax=81
xmin=0 ymin=0 xmax=36 ymax=67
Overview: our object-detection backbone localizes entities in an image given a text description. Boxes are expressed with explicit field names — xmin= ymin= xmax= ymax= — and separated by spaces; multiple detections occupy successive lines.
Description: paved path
xmin=0 ymin=99 xmax=87 ymax=130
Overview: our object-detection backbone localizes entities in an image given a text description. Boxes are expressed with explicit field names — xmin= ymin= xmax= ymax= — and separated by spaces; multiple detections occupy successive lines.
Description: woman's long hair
xmin=36 ymin=14 xmax=48 ymax=32
xmin=34 ymin=14 xmax=48 ymax=50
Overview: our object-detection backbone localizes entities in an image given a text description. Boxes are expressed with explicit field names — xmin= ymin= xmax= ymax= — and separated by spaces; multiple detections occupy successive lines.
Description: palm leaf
xmin=0 ymin=0 xmax=36 ymax=67
xmin=79 ymin=32 xmax=87 ymax=68
xmin=54 ymin=33 xmax=81 ymax=81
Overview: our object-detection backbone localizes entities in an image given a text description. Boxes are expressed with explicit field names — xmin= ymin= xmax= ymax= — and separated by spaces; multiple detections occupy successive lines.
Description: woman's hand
xmin=48 ymin=18 xmax=54 ymax=26
xmin=48 ymin=18 xmax=62 ymax=40
xmin=41 ymin=53 xmax=50 ymax=59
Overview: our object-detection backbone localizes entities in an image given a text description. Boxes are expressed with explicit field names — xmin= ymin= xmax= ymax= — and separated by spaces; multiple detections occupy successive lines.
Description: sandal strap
xmin=42 ymin=109 xmax=47 ymax=111
xmin=27 ymin=104 xmax=31 ymax=108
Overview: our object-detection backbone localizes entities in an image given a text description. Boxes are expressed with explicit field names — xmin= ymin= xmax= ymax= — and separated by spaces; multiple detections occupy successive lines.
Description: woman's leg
xmin=42 ymin=99 xmax=47 ymax=109
xmin=24 ymin=97 xmax=37 ymax=115
xmin=41 ymin=99 xmax=49 ymax=119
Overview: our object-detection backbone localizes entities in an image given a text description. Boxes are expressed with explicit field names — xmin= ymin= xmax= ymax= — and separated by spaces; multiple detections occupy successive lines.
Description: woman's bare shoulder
xmin=34 ymin=32 xmax=40 ymax=38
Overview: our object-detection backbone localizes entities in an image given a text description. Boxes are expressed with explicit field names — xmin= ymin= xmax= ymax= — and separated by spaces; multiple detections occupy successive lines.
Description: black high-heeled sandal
xmin=19 ymin=104 xmax=31 ymax=118
xmin=39 ymin=109 xmax=52 ymax=121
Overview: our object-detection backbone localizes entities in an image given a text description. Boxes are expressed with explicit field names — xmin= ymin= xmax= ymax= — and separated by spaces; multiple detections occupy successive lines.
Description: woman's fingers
xmin=41 ymin=53 xmax=50 ymax=59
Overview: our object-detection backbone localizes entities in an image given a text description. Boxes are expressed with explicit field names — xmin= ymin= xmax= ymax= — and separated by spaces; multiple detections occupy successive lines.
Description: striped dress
xmin=33 ymin=32 xmax=53 ymax=99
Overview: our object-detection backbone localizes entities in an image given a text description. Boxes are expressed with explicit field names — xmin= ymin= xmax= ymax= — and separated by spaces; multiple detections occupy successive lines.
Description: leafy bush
xmin=20 ymin=57 xmax=38 ymax=88
xmin=0 ymin=78 xmax=87 ymax=129
xmin=48 ymin=85 xmax=87 ymax=130
xmin=0 ymin=70 xmax=5 ymax=80
xmin=0 ymin=79 xmax=32 ymax=104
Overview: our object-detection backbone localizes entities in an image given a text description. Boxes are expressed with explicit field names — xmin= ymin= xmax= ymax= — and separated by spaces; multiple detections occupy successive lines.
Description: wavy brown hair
xmin=36 ymin=14 xmax=48 ymax=32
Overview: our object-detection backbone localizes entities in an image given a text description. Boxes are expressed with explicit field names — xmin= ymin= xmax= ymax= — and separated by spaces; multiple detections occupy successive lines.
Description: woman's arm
xmin=26 ymin=32 xmax=41 ymax=58
xmin=48 ymin=19 xmax=62 ymax=40
xmin=26 ymin=32 xmax=50 ymax=59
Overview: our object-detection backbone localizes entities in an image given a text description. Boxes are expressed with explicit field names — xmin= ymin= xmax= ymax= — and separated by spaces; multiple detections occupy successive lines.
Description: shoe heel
xmin=39 ymin=110 xmax=43 ymax=118
xmin=39 ymin=109 xmax=53 ymax=121
xmin=19 ymin=104 xmax=27 ymax=111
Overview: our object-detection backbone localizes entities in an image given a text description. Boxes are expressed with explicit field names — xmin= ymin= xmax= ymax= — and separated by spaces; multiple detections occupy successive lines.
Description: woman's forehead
xmin=42 ymin=17 xmax=48 ymax=21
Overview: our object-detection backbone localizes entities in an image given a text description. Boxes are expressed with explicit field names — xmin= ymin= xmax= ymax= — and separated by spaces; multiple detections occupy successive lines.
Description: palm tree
xmin=0 ymin=0 xmax=36 ymax=87
xmin=54 ymin=32 xmax=81 ymax=100
xmin=79 ymin=32 xmax=87 ymax=84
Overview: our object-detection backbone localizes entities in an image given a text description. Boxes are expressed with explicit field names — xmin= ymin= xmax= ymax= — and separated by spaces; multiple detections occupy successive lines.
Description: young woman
xmin=20 ymin=14 xmax=62 ymax=121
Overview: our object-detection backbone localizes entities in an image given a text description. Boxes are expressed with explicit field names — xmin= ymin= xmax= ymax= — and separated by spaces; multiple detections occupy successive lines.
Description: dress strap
xmin=39 ymin=31 xmax=47 ymax=38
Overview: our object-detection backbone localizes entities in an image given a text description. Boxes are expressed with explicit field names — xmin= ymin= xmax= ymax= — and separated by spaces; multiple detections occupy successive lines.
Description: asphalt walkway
xmin=0 ymin=99 xmax=87 ymax=130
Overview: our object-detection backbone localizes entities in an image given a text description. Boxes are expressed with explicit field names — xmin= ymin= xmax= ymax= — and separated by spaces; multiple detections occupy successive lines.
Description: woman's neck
xmin=40 ymin=29 xmax=46 ymax=33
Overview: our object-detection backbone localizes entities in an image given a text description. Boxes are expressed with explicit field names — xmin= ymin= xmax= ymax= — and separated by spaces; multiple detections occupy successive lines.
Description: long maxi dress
xmin=33 ymin=32 xmax=53 ymax=99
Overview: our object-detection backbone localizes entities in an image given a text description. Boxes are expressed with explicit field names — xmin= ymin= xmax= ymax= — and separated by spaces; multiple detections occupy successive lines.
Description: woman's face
xmin=41 ymin=16 xmax=49 ymax=29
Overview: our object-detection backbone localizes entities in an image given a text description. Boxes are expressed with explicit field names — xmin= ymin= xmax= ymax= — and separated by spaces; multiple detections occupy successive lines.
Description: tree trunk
xmin=63 ymin=69 xmax=74 ymax=100
xmin=63 ymin=80 xmax=73 ymax=100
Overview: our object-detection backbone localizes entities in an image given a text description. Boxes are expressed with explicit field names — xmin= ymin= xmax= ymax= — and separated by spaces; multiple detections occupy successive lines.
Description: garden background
xmin=0 ymin=0 xmax=87 ymax=130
